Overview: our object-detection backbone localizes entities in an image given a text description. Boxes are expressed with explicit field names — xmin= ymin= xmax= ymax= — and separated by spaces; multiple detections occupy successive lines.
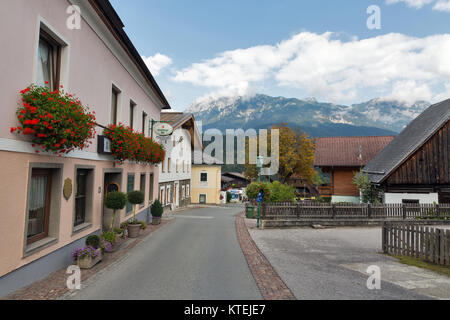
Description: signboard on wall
xmin=153 ymin=122 xmax=174 ymax=136
xmin=97 ymin=135 xmax=112 ymax=154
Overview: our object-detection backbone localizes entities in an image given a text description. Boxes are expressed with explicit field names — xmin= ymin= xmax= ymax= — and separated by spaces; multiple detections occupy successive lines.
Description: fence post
xmin=402 ymin=204 xmax=406 ymax=220
xmin=382 ymin=222 xmax=387 ymax=253
xmin=368 ymin=204 xmax=372 ymax=219
xmin=332 ymin=204 xmax=336 ymax=219
xmin=436 ymin=204 xmax=440 ymax=220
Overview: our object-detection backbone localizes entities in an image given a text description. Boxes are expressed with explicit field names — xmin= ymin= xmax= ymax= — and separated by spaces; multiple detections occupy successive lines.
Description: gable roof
xmin=364 ymin=99 xmax=450 ymax=184
xmin=314 ymin=136 xmax=395 ymax=167
xmin=160 ymin=112 xmax=202 ymax=149
xmin=160 ymin=112 xmax=195 ymax=130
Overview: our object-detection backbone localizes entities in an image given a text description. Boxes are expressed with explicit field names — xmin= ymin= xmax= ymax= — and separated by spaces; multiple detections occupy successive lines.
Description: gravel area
xmin=248 ymin=226 xmax=450 ymax=300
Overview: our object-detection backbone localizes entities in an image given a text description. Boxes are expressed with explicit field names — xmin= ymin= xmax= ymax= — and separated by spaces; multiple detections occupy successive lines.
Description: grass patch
xmin=390 ymin=254 xmax=450 ymax=278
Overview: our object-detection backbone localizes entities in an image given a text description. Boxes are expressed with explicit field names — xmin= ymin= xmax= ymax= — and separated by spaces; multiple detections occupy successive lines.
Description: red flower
xmin=10 ymin=127 xmax=17 ymax=133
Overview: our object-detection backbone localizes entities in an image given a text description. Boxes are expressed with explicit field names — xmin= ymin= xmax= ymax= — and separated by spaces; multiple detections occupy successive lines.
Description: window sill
xmin=72 ymin=222 xmax=92 ymax=235
xmin=24 ymin=237 xmax=58 ymax=258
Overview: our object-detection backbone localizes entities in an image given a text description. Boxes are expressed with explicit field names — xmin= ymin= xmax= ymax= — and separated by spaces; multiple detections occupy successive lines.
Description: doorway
xmin=102 ymin=170 xmax=122 ymax=231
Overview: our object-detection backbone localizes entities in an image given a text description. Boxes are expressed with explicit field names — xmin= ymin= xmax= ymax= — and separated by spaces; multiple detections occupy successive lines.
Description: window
xmin=37 ymin=30 xmax=61 ymax=91
xmin=27 ymin=169 xmax=52 ymax=244
xmin=166 ymin=186 xmax=171 ymax=204
xmin=199 ymin=194 xmax=206 ymax=204
xmin=149 ymin=174 xmax=154 ymax=203
xmin=186 ymin=185 xmax=190 ymax=197
xmin=129 ymin=101 xmax=136 ymax=129
xmin=74 ymin=169 xmax=89 ymax=226
xmin=111 ymin=87 xmax=120 ymax=125
xmin=402 ymin=199 xmax=419 ymax=204
xmin=182 ymin=161 xmax=185 ymax=173
xmin=200 ymin=172 xmax=208 ymax=182
xmin=176 ymin=160 xmax=179 ymax=173
xmin=161 ymin=158 xmax=165 ymax=172
xmin=168 ymin=158 xmax=171 ymax=173
xmin=140 ymin=173 xmax=146 ymax=207
xmin=142 ymin=112 xmax=147 ymax=135
xmin=126 ymin=173 xmax=135 ymax=213
xmin=160 ymin=188 xmax=165 ymax=205
xmin=181 ymin=186 xmax=185 ymax=199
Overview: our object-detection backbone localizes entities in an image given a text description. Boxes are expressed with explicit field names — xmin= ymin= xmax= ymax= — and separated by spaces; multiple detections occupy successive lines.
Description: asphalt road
xmin=65 ymin=206 xmax=262 ymax=300
xmin=249 ymin=226 xmax=439 ymax=300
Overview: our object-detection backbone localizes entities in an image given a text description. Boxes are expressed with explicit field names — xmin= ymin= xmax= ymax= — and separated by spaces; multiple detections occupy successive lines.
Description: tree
xmin=244 ymin=164 xmax=259 ymax=181
xmin=127 ymin=190 xmax=145 ymax=223
xmin=295 ymin=132 xmax=315 ymax=185
xmin=268 ymin=181 xmax=296 ymax=203
xmin=353 ymin=170 xmax=380 ymax=204
xmin=246 ymin=182 xmax=271 ymax=203
xmin=104 ymin=191 xmax=127 ymax=230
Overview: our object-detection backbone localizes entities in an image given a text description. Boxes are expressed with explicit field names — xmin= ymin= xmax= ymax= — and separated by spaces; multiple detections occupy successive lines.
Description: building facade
xmin=191 ymin=153 xmax=222 ymax=205
xmin=0 ymin=0 xmax=170 ymax=297
xmin=157 ymin=113 xmax=201 ymax=211
xmin=365 ymin=100 xmax=450 ymax=204
xmin=314 ymin=136 xmax=395 ymax=203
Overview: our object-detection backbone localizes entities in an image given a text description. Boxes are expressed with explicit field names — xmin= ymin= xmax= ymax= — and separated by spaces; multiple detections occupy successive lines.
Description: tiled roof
xmin=364 ymin=99 xmax=450 ymax=184
xmin=222 ymin=172 xmax=248 ymax=180
xmin=314 ymin=136 xmax=395 ymax=167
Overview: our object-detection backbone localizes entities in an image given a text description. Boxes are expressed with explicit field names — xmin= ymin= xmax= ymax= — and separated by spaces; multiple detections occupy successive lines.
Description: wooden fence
xmin=382 ymin=223 xmax=450 ymax=266
xmin=257 ymin=202 xmax=450 ymax=221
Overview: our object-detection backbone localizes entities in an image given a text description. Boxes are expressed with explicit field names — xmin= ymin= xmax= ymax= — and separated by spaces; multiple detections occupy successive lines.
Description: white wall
xmin=158 ymin=127 xmax=192 ymax=183
xmin=384 ymin=193 xmax=439 ymax=204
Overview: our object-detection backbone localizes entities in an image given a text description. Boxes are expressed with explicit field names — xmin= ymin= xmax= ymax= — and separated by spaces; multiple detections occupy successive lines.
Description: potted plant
xmin=101 ymin=231 xmax=119 ymax=252
xmin=151 ymin=199 xmax=163 ymax=225
xmin=71 ymin=245 xmax=102 ymax=269
xmin=104 ymin=191 xmax=127 ymax=231
xmin=127 ymin=190 xmax=145 ymax=238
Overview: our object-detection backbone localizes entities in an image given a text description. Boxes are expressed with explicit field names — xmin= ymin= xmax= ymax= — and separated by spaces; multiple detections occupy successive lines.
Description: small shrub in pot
xmin=104 ymin=191 xmax=127 ymax=231
xmin=127 ymin=190 xmax=145 ymax=238
xmin=151 ymin=200 xmax=163 ymax=225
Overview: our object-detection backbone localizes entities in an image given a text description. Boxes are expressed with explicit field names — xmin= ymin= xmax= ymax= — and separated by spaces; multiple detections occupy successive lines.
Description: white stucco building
xmin=157 ymin=112 xmax=202 ymax=210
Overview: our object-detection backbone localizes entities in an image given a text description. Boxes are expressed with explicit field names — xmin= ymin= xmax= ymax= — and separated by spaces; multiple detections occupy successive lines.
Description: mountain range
xmin=185 ymin=94 xmax=430 ymax=137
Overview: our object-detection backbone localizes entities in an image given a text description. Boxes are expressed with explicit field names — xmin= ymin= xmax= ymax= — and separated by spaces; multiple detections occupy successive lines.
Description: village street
xmin=63 ymin=206 xmax=262 ymax=300
xmin=58 ymin=204 xmax=449 ymax=301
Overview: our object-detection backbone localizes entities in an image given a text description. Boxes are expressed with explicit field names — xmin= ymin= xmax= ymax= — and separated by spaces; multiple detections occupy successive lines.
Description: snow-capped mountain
xmin=185 ymin=94 xmax=430 ymax=137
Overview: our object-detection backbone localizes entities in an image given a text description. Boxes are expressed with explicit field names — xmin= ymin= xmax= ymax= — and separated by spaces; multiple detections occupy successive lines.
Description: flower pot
xmin=77 ymin=250 xmax=102 ymax=269
xmin=152 ymin=217 xmax=161 ymax=225
xmin=127 ymin=223 xmax=141 ymax=238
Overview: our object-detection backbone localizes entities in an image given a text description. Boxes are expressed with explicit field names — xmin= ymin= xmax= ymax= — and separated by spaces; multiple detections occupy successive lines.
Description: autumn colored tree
xmin=243 ymin=123 xmax=315 ymax=184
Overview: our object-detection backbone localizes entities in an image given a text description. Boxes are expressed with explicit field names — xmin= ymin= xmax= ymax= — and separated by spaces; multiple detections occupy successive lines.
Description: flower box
xmin=77 ymin=250 xmax=102 ymax=269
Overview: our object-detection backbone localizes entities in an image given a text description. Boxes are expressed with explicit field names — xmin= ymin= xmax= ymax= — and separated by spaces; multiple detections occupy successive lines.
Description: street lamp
xmin=256 ymin=156 xmax=264 ymax=228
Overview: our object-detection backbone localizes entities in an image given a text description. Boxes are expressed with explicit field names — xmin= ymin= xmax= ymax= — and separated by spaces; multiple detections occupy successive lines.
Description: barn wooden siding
xmin=387 ymin=122 xmax=449 ymax=186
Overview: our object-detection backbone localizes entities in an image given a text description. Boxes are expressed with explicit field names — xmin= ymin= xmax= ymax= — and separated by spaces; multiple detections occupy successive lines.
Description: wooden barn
xmin=364 ymin=99 xmax=450 ymax=204
xmin=314 ymin=136 xmax=395 ymax=203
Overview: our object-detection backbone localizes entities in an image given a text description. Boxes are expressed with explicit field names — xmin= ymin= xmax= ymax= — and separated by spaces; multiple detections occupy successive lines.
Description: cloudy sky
xmin=110 ymin=0 xmax=450 ymax=110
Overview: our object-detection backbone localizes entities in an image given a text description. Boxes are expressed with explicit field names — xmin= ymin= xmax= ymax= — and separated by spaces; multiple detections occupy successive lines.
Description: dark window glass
xmin=74 ymin=169 xmax=89 ymax=226
xmin=27 ymin=169 xmax=52 ymax=244
xmin=200 ymin=173 xmax=208 ymax=182
xmin=111 ymin=88 xmax=119 ymax=125
xmin=149 ymin=174 xmax=154 ymax=202
xmin=130 ymin=101 xmax=135 ymax=129
xmin=142 ymin=112 xmax=147 ymax=134
xmin=36 ymin=30 xmax=61 ymax=90
xmin=126 ymin=174 xmax=135 ymax=213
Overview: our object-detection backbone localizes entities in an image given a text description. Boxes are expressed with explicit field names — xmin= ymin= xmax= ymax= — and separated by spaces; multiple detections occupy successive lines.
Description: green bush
xmin=246 ymin=182 xmax=271 ymax=202
xmin=226 ymin=191 xmax=232 ymax=203
xmin=101 ymin=231 xmax=117 ymax=244
xmin=268 ymin=181 xmax=296 ymax=203
xmin=85 ymin=235 xmax=100 ymax=249
xmin=105 ymin=191 xmax=127 ymax=210
xmin=127 ymin=190 xmax=145 ymax=205
xmin=139 ymin=221 xmax=147 ymax=230
xmin=151 ymin=200 xmax=164 ymax=217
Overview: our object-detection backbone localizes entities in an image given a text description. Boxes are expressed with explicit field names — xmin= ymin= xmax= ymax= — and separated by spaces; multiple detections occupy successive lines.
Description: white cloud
xmin=433 ymin=0 xmax=450 ymax=11
xmin=142 ymin=53 xmax=172 ymax=76
xmin=173 ymin=31 xmax=450 ymax=104
xmin=385 ymin=0 xmax=434 ymax=9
